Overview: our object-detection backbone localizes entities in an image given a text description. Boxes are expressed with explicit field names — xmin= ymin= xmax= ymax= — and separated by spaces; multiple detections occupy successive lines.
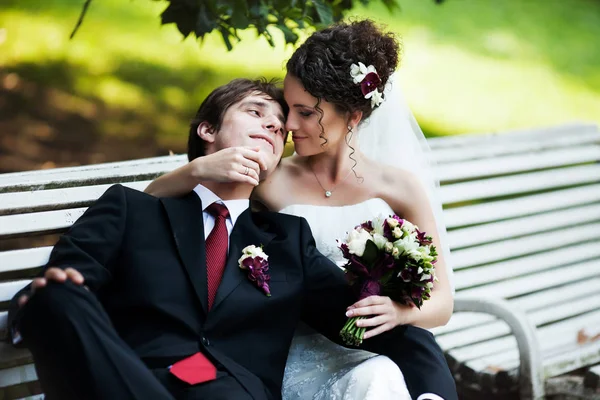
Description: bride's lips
xmin=292 ymin=135 xmax=308 ymax=142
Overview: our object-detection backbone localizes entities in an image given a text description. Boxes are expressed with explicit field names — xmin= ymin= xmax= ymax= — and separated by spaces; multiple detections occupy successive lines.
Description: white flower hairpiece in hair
xmin=350 ymin=62 xmax=384 ymax=108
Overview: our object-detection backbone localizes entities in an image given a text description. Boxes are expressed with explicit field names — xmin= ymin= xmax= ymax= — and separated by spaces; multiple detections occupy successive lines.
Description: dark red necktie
xmin=169 ymin=202 xmax=229 ymax=385
xmin=205 ymin=202 xmax=230 ymax=310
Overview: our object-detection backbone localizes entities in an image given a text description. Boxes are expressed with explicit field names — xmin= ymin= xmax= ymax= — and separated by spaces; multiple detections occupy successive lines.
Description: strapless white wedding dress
xmin=280 ymin=198 xmax=412 ymax=400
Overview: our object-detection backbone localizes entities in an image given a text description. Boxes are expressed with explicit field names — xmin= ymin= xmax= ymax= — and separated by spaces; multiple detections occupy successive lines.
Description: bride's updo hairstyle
xmin=286 ymin=19 xmax=400 ymax=121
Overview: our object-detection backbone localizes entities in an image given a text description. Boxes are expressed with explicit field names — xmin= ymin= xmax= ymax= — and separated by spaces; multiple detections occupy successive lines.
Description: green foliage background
xmin=0 ymin=0 xmax=598 ymax=170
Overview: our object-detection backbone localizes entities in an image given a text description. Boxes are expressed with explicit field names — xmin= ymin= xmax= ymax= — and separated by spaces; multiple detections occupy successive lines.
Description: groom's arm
xmin=297 ymin=218 xmax=355 ymax=343
xmin=7 ymin=184 xmax=128 ymax=344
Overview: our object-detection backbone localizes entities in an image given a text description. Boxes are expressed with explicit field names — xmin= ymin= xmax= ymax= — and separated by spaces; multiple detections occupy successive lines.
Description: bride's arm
xmin=347 ymin=171 xmax=454 ymax=333
xmin=145 ymin=147 xmax=267 ymax=197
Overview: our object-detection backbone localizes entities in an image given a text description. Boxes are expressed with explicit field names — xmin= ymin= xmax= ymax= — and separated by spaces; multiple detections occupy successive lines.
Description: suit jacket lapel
xmin=211 ymin=209 xmax=276 ymax=312
xmin=161 ymin=193 xmax=209 ymax=315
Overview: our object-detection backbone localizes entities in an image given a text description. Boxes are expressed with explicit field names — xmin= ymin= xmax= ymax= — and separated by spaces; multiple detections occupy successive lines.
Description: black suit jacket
xmin=9 ymin=184 xmax=456 ymax=400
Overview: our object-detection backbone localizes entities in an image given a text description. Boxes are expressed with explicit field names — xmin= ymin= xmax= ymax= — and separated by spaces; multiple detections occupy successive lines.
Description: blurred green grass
xmin=0 ymin=0 xmax=599 ymax=150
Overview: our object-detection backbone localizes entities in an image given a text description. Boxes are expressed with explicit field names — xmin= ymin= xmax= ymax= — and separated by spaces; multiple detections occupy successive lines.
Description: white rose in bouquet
xmin=346 ymin=228 xmax=373 ymax=257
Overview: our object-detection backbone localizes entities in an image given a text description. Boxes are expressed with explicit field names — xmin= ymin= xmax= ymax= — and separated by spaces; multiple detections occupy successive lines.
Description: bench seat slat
xmin=0 ymin=364 xmax=37 ymax=389
xmin=432 ymin=278 xmax=600 ymax=337
xmin=431 ymin=312 xmax=497 ymax=337
xmin=433 ymin=129 xmax=600 ymax=164
xmin=0 ymin=312 xmax=6 ymax=338
xmin=448 ymin=203 xmax=600 ymax=250
xmin=443 ymin=184 xmax=600 ymax=228
xmin=451 ymin=222 xmax=600 ymax=270
xmin=0 ymin=343 xmax=33 ymax=371
xmin=440 ymin=164 xmax=600 ymax=205
xmin=0 ymin=181 xmax=150 ymax=216
xmin=450 ymin=309 xmax=600 ymax=363
xmin=463 ymin=340 xmax=600 ymax=382
xmin=436 ymin=145 xmax=600 ymax=182
xmin=437 ymin=293 xmax=600 ymax=351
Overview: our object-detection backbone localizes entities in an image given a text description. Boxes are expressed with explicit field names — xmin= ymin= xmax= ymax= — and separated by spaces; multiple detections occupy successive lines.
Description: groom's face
xmin=205 ymin=92 xmax=287 ymax=175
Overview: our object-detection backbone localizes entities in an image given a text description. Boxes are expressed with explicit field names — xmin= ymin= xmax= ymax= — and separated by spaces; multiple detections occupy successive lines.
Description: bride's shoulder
xmin=371 ymin=161 xmax=428 ymax=207
xmin=369 ymin=160 xmax=420 ymax=190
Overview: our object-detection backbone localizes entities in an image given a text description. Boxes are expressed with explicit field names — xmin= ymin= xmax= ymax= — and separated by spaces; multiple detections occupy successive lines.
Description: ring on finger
xmin=244 ymin=166 xmax=249 ymax=175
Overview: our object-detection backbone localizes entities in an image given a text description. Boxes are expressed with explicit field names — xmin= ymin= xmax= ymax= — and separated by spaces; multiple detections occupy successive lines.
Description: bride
xmin=146 ymin=19 xmax=455 ymax=400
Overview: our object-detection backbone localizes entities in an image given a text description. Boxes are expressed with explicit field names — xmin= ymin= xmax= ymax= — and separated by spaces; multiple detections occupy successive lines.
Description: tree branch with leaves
xmin=71 ymin=0 xmax=442 ymax=51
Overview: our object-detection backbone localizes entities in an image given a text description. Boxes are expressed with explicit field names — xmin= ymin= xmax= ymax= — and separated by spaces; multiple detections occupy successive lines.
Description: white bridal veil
xmin=358 ymin=72 xmax=455 ymax=293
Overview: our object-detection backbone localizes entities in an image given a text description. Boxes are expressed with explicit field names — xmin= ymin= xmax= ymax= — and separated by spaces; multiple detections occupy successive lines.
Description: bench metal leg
xmin=453 ymin=296 xmax=544 ymax=400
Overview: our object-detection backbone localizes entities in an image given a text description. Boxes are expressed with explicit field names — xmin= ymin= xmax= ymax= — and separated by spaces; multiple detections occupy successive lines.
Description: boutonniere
xmin=238 ymin=245 xmax=271 ymax=297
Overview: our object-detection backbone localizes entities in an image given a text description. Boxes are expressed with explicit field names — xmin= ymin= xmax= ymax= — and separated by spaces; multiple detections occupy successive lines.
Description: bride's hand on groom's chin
xmin=17 ymin=267 xmax=87 ymax=308
xmin=346 ymin=295 xmax=415 ymax=339
xmin=194 ymin=146 xmax=267 ymax=187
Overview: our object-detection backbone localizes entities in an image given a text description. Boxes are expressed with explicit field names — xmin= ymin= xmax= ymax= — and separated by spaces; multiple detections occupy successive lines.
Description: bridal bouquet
xmin=338 ymin=215 xmax=438 ymax=346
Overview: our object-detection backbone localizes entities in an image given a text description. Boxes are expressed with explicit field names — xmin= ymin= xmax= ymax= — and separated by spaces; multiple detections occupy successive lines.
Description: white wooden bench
xmin=1 ymin=122 xmax=599 ymax=400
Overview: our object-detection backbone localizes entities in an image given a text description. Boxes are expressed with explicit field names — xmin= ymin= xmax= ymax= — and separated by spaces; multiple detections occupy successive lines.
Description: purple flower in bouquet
xmin=416 ymin=229 xmax=432 ymax=246
xmin=359 ymin=280 xmax=382 ymax=300
xmin=399 ymin=268 xmax=413 ymax=283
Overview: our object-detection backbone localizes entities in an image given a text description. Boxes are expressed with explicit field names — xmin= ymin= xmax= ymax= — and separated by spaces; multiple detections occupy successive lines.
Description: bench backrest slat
xmin=0 ymin=208 xmax=87 ymax=239
xmin=436 ymin=145 xmax=599 ymax=182
xmin=0 ymin=181 xmax=150 ymax=216
xmin=451 ymin=222 xmax=600 ymax=270
xmin=448 ymin=203 xmax=600 ymax=249
xmin=0 ymin=247 xmax=53 ymax=274
xmin=454 ymin=242 xmax=600 ymax=290
xmin=0 ymin=156 xmax=186 ymax=193
xmin=0 ymin=280 xmax=30 ymax=304
xmin=459 ymin=259 xmax=600 ymax=299
xmin=441 ymin=164 xmax=600 ymax=204
xmin=443 ymin=183 xmax=600 ymax=228
xmin=433 ymin=129 xmax=600 ymax=163
xmin=427 ymin=123 xmax=597 ymax=149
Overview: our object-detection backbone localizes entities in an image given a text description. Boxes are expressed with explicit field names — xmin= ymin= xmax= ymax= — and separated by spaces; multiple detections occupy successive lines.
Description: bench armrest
xmin=453 ymin=296 xmax=544 ymax=400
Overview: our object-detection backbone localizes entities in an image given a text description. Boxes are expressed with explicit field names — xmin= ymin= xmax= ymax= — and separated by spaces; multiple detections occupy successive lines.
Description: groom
xmin=8 ymin=78 xmax=457 ymax=400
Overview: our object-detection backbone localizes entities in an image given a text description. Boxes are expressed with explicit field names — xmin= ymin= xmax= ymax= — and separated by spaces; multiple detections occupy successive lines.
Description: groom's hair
xmin=188 ymin=78 xmax=287 ymax=161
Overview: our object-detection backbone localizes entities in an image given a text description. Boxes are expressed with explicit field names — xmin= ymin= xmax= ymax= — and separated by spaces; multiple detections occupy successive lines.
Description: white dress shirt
xmin=192 ymin=184 xmax=250 ymax=250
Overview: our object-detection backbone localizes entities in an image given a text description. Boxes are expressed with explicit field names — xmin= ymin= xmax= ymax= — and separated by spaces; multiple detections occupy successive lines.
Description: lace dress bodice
xmin=280 ymin=198 xmax=395 ymax=268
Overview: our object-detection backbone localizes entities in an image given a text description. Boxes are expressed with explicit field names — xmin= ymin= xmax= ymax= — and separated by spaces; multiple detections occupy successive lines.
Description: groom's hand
xmin=17 ymin=267 xmax=86 ymax=308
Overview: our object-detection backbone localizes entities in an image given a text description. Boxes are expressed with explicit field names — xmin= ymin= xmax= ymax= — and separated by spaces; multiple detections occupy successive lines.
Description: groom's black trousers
xmin=18 ymin=282 xmax=254 ymax=400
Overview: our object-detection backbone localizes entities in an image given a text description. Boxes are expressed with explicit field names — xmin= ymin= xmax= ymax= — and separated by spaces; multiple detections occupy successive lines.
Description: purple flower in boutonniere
xmin=238 ymin=245 xmax=271 ymax=297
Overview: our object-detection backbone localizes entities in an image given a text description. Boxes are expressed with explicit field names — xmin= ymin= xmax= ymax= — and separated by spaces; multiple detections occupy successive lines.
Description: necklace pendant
xmin=325 ymin=191 xmax=332 ymax=198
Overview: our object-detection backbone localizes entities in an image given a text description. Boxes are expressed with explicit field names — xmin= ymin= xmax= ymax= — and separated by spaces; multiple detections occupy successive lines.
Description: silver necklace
xmin=310 ymin=164 xmax=353 ymax=198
